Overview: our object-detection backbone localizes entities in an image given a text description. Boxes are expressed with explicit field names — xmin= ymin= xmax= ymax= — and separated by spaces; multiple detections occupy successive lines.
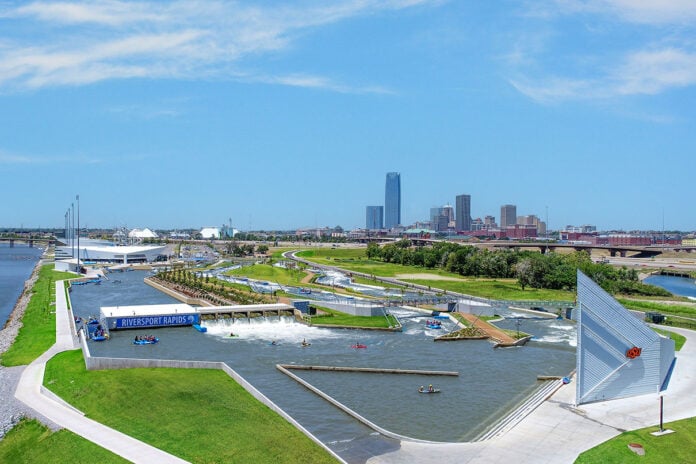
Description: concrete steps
xmin=475 ymin=379 xmax=562 ymax=441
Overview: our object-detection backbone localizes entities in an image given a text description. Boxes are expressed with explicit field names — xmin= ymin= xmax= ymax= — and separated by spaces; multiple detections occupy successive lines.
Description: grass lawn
xmin=575 ymin=417 xmax=696 ymax=463
xmin=1 ymin=265 xmax=76 ymax=367
xmin=618 ymin=299 xmax=696 ymax=319
xmin=43 ymin=350 xmax=337 ymax=464
xmin=0 ymin=419 xmax=128 ymax=464
xmin=296 ymin=249 xmax=456 ymax=278
xmin=225 ymin=263 xmax=309 ymax=286
xmin=404 ymin=278 xmax=575 ymax=302
xmin=310 ymin=304 xmax=398 ymax=329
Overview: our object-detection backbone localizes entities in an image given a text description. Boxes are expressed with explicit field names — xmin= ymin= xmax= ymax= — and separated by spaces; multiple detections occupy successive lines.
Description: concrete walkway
xmin=457 ymin=313 xmax=517 ymax=344
xmin=368 ymin=326 xmax=696 ymax=463
xmin=13 ymin=280 xmax=189 ymax=464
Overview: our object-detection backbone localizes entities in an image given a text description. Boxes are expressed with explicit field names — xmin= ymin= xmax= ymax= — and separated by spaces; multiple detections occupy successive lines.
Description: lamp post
xmin=71 ymin=202 xmax=75 ymax=259
xmin=76 ymin=194 xmax=80 ymax=271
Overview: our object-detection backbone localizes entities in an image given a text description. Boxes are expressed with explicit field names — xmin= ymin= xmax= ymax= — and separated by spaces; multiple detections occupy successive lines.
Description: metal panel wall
xmin=576 ymin=271 xmax=674 ymax=404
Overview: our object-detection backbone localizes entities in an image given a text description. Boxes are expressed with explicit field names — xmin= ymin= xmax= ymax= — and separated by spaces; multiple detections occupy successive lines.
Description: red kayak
xmin=351 ymin=344 xmax=367 ymax=349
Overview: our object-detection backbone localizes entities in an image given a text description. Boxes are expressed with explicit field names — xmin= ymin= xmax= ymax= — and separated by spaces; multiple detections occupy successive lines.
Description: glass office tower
xmin=384 ymin=172 xmax=401 ymax=228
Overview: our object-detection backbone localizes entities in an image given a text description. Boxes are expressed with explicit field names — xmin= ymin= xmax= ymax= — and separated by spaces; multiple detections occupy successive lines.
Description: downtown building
xmin=455 ymin=194 xmax=471 ymax=232
xmin=365 ymin=206 xmax=384 ymax=230
xmin=500 ymin=204 xmax=517 ymax=229
xmin=384 ymin=172 xmax=401 ymax=229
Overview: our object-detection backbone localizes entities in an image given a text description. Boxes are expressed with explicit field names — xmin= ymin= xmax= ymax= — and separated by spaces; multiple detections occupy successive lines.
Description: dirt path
xmin=300 ymin=271 xmax=315 ymax=284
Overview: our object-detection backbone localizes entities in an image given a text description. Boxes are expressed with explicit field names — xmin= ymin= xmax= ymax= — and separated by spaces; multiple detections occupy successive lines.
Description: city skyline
xmin=0 ymin=1 xmax=695 ymax=231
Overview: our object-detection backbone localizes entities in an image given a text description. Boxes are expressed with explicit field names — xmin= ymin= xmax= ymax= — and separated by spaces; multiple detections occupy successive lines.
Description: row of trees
xmin=366 ymin=240 xmax=670 ymax=296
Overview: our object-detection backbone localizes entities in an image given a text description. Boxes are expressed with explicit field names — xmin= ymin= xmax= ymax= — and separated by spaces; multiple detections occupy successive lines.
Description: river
xmin=644 ymin=274 xmax=696 ymax=300
xmin=0 ymin=243 xmax=43 ymax=328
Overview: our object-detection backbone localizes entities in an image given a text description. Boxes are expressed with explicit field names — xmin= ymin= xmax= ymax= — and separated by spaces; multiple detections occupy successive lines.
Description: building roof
xmin=128 ymin=228 xmax=158 ymax=238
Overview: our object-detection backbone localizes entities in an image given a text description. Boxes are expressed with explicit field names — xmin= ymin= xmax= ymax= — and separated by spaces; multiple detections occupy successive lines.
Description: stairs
xmin=475 ymin=379 xmax=563 ymax=441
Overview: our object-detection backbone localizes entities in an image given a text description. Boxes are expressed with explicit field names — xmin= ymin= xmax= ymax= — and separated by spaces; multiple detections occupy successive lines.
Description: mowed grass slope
xmin=0 ymin=419 xmax=128 ymax=464
xmin=575 ymin=417 xmax=696 ymax=463
xmin=1 ymin=265 xmax=76 ymax=366
xmin=296 ymin=249 xmax=574 ymax=301
xmin=44 ymin=350 xmax=337 ymax=464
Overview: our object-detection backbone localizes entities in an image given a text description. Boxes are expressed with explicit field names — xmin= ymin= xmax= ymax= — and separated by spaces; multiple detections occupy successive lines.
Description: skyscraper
xmin=384 ymin=172 xmax=401 ymax=228
xmin=366 ymin=206 xmax=384 ymax=230
xmin=455 ymin=194 xmax=471 ymax=232
xmin=500 ymin=204 xmax=517 ymax=228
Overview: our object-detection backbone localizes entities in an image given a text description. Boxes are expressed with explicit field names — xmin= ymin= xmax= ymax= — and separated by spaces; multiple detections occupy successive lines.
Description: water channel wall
xmin=314 ymin=300 xmax=385 ymax=316
xmin=144 ymin=278 xmax=215 ymax=306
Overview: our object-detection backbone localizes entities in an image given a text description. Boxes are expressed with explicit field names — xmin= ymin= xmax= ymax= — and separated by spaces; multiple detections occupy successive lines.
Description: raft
xmin=418 ymin=389 xmax=441 ymax=394
xmin=426 ymin=324 xmax=442 ymax=329
xmin=134 ymin=338 xmax=159 ymax=345
xmin=193 ymin=324 xmax=207 ymax=333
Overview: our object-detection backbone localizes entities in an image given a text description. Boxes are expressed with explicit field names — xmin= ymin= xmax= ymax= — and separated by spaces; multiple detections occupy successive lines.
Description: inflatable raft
xmin=134 ymin=338 xmax=159 ymax=345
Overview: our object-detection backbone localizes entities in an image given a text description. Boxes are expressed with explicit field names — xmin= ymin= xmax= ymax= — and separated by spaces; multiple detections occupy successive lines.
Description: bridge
xmin=0 ymin=236 xmax=57 ymax=247
xmin=403 ymin=238 xmax=696 ymax=258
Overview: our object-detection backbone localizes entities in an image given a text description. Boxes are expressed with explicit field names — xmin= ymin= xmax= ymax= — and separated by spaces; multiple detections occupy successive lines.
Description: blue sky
xmin=1 ymin=0 xmax=695 ymax=232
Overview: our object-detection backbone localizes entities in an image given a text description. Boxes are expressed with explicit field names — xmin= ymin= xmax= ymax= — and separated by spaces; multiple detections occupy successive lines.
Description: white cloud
xmin=615 ymin=48 xmax=696 ymax=95
xmin=0 ymin=0 xmax=437 ymax=91
xmin=540 ymin=0 xmax=696 ymax=25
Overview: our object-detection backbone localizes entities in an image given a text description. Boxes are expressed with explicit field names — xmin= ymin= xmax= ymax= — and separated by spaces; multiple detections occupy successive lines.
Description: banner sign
xmin=114 ymin=314 xmax=199 ymax=329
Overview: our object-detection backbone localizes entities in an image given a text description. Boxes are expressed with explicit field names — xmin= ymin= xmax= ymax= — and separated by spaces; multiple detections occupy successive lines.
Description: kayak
xmin=351 ymin=344 xmax=367 ymax=349
xmin=269 ymin=342 xmax=280 ymax=346
xmin=419 ymin=389 xmax=441 ymax=394
xmin=301 ymin=342 xmax=311 ymax=347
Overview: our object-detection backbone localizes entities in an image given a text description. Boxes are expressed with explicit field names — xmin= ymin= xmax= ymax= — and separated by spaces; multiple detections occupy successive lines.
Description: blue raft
xmin=193 ymin=324 xmax=207 ymax=333
xmin=134 ymin=338 xmax=159 ymax=345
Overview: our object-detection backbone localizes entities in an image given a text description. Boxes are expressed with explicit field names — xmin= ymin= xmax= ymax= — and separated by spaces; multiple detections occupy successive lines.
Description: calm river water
xmin=0 ymin=243 xmax=43 ymax=327
xmin=70 ymin=271 xmax=576 ymax=463
xmin=644 ymin=274 xmax=696 ymax=299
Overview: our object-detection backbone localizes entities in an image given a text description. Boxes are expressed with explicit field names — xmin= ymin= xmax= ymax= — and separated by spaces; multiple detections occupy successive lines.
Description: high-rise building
xmin=500 ymin=204 xmax=517 ymax=229
xmin=365 ymin=206 xmax=384 ymax=230
xmin=384 ymin=172 xmax=401 ymax=228
xmin=455 ymin=194 xmax=471 ymax=232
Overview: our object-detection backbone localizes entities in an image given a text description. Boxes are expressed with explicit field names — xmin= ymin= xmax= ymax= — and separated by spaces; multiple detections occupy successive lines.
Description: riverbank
xmin=0 ymin=258 xmax=46 ymax=438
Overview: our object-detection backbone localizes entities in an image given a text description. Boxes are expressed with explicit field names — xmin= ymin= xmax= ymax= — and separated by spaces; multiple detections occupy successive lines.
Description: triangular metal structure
xmin=576 ymin=270 xmax=675 ymax=405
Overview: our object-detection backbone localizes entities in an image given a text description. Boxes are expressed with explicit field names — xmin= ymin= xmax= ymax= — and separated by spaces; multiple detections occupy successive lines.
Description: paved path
xmin=458 ymin=313 xmax=516 ymax=344
xmin=13 ymin=280 xmax=189 ymax=464
xmin=368 ymin=325 xmax=696 ymax=463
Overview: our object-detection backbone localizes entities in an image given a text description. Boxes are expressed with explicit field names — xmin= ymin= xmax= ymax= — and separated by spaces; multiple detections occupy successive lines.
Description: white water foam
xmin=202 ymin=316 xmax=344 ymax=343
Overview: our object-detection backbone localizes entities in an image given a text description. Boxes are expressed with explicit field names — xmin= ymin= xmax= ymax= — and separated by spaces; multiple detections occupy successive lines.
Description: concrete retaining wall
xmin=316 ymin=301 xmax=384 ymax=316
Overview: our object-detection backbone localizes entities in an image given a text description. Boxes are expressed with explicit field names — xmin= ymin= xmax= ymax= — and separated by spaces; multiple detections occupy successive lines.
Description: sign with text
xmin=114 ymin=314 xmax=199 ymax=329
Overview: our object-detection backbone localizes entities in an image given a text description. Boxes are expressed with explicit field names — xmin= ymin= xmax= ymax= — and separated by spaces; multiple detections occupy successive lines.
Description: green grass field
xmin=296 ymin=249 xmax=575 ymax=301
xmin=309 ymin=304 xmax=398 ymax=328
xmin=0 ymin=419 xmax=128 ymax=464
xmin=1 ymin=265 xmax=76 ymax=367
xmin=575 ymin=417 xmax=696 ymax=463
xmin=225 ymin=263 xmax=309 ymax=286
xmin=404 ymin=278 xmax=575 ymax=301
xmin=618 ymin=298 xmax=696 ymax=319
xmin=43 ymin=350 xmax=337 ymax=464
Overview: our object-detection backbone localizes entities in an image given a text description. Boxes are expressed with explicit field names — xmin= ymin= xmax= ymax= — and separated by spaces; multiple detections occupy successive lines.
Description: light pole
xmin=71 ymin=202 xmax=75 ymax=259
xmin=76 ymin=194 xmax=80 ymax=271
